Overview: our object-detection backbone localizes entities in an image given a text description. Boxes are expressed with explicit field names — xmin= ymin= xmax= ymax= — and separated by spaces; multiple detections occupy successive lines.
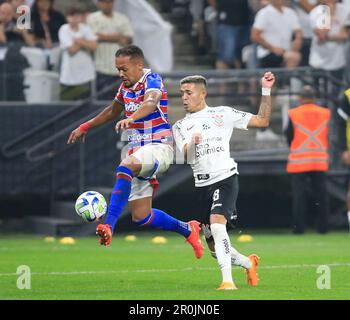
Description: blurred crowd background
xmin=1 ymin=0 xmax=350 ymax=234
xmin=0 ymin=0 xmax=349 ymax=101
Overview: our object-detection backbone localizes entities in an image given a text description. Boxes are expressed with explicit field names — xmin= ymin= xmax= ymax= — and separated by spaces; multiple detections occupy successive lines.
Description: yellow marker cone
xmin=237 ymin=234 xmax=253 ymax=242
xmin=44 ymin=236 xmax=55 ymax=243
xmin=125 ymin=235 xmax=137 ymax=242
xmin=151 ymin=236 xmax=168 ymax=244
xmin=59 ymin=237 xmax=76 ymax=245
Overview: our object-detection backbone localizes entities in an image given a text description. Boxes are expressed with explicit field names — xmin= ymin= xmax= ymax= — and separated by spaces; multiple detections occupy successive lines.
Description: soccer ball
xmin=75 ymin=191 xmax=107 ymax=222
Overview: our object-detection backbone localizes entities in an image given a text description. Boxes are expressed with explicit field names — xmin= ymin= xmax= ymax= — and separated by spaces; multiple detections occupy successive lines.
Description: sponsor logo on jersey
xmin=186 ymin=124 xmax=195 ymax=131
xmin=125 ymin=102 xmax=140 ymax=112
xmin=127 ymin=132 xmax=152 ymax=142
xmin=204 ymin=137 xmax=223 ymax=143
xmin=197 ymin=174 xmax=210 ymax=180
xmin=196 ymin=144 xmax=225 ymax=158
xmin=232 ymin=109 xmax=247 ymax=117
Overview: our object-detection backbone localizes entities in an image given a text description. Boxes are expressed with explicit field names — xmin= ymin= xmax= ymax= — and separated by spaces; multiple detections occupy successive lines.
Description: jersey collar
xmin=132 ymin=68 xmax=152 ymax=90
xmin=187 ymin=105 xmax=209 ymax=116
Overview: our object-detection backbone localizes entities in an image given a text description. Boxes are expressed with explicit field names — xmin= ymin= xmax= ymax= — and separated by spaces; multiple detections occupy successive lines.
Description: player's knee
xmin=210 ymin=223 xmax=227 ymax=239
xmin=210 ymin=214 xmax=227 ymax=225
xmin=120 ymin=156 xmax=142 ymax=177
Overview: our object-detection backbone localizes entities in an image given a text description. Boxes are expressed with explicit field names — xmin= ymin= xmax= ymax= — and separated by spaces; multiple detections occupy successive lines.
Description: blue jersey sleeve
xmin=145 ymin=73 xmax=163 ymax=93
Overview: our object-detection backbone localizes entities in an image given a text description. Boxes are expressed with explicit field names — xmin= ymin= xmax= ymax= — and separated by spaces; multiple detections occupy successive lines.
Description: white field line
xmin=0 ymin=262 xmax=350 ymax=277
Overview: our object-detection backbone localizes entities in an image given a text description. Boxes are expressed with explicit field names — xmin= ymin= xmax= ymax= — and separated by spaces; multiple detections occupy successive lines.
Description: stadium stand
xmin=0 ymin=0 xmax=350 ymax=235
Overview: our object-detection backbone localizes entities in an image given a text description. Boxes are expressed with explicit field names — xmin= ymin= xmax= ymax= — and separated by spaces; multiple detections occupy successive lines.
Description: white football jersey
xmin=173 ymin=106 xmax=253 ymax=187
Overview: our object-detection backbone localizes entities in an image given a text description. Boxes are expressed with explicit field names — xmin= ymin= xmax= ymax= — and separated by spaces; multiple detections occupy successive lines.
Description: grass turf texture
xmin=0 ymin=231 xmax=349 ymax=300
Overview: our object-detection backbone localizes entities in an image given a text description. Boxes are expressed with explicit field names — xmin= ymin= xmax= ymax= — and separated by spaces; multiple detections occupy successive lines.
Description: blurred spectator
xmin=0 ymin=2 xmax=30 ymax=101
xmin=31 ymin=0 xmax=66 ymax=49
xmin=292 ymin=0 xmax=320 ymax=66
xmin=203 ymin=1 xmax=218 ymax=56
xmin=285 ymin=85 xmax=330 ymax=234
xmin=189 ymin=0 xmax=206 ymax=53
xmin=337 ymin=86 xmax=350 ymax=231
xmin=209 ymin=0 xmax=252 ymax=70
xmin=249 ymin=0 xmax=270 ymax=12
xmin=157 ymin=0 xmax=174 ymax=13
xmin=251 ymin=0 xmax=303 ymax=68
xmin=54 ymin=0 xmax=96 ymax=16
xmin=309 ymin=0 xmax=350 ymax=82
xmin=9 ymin=0 xmax=30 ymax=16
xmin=0 ymin=1 xmax=34 ymax=46
xmin=251 ymin=0 xmax=303 ymax=141
xmin=86 ymin=0 xmax=132 ymax=100
xmin=0 ymin=3 xmax=14 ymax=44
xmin=58 ymin=7 xmax=97 ymax=101
xmin=241 ymin=0 xmax=270 ymax=69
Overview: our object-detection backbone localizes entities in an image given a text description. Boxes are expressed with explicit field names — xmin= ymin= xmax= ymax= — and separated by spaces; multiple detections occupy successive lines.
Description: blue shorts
xmin=217 ymin=24 xmax=250 ymax=66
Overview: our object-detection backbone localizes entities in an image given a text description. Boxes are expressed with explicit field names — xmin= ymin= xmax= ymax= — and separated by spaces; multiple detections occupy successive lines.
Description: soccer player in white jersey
xmin=173 ymin=72 xmax=275 ymax=290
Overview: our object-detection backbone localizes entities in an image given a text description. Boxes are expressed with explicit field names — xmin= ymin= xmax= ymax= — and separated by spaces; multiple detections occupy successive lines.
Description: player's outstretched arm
xmin=247 ymin=71 xmax=275 ymax=129
xmin=115 ymin=90 xmax=162 ymax=131
xmin=67 ymin=100 xmax=123 ymax=144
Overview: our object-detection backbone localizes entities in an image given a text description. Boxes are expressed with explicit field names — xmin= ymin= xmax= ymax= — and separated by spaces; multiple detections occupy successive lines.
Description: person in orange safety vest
xmin=285 ymin=85 xmax=330 ymax=234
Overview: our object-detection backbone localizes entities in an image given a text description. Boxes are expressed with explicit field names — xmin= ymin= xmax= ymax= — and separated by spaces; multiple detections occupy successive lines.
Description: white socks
xmin=230 ymin=246 xmax=252 ymax=269
xmin=210 ymin=245 xmax=252 ymax=269
xmin=347 ymin=211 xmax=350 ymax=232
xmin=211 ymin=223 xmax=233 ymax=283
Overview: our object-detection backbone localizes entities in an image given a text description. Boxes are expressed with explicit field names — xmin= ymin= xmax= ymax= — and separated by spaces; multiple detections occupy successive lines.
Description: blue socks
xmin=104 ymin=166 xmax=190 ymax=238
xmin=104 ymin=166 xmax=133 ymax=232
xmin=135 ymin=208 xmax=191 ymax=237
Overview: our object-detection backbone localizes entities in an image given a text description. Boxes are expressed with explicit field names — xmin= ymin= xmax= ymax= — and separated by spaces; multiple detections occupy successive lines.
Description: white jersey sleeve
xmin=172 ymin=119 xmax=191 ymax=152
xmin=225 ymin=107 xmax=253 ymax=130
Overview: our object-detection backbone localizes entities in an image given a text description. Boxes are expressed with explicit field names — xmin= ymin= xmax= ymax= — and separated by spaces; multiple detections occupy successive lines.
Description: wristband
xmin=79 ymin=122 xmax=90 ymax=133
xmin=262 ymin=88 xmax=271 ymax=96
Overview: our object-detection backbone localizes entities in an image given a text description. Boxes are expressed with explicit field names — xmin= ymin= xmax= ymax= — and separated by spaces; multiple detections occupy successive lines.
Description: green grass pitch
xmin=0 ymin=231 xmax=349 ymax=300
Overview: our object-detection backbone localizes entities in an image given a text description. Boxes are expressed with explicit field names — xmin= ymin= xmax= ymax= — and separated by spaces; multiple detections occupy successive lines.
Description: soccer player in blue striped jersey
xmin=67 ymin=45 xmax=203 ymax=258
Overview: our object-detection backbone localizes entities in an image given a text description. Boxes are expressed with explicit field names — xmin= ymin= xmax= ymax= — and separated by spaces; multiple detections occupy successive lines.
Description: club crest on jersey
xmin=212 ymin=114 xmax=224 ymax=127
xmin=125 ymin=102 xmax=140 ymax=112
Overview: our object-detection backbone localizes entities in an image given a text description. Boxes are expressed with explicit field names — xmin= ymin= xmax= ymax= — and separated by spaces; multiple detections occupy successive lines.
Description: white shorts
xmin=128 ymin=143 xmax=173 ymax=201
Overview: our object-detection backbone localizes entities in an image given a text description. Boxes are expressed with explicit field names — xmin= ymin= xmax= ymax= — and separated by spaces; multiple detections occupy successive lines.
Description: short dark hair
xmin=300 ymin=85 xmax=316 ymax=99
xmin=180 ymin=75 xmax=207 ymax=87
xmin=66 ymin=6 xmax=84 ymax=16
xmin=115 ymin=45 xmax=144 ymax=61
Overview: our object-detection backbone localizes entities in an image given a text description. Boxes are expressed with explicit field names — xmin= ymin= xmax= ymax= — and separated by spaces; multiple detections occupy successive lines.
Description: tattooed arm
xmin=248 ymin=72 xmax=275 ymax=128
